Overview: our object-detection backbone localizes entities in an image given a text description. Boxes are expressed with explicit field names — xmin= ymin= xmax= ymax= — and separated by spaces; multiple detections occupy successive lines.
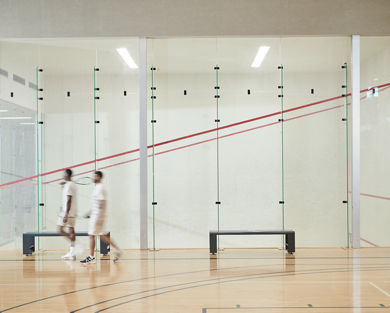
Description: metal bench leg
xmin=286 ymin=233 xmax=295 ymax=254
xmin=210 ymin=234 xmax=217 ymax=254
xmin=23 ymin=234 xmax=35 ymax=255
xmin=100 ymin=232 xmax=110 ymax=255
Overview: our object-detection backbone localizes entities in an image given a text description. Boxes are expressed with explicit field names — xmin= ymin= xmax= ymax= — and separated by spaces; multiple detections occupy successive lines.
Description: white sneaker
xmin=62 ymin=252 xmax=76 ymax=260
xmin=73 ymin=243 xmax=83 ymax=256
xmin=113 ymin=250 xmax=122 ymax=262
xmin=80 ymin=255 xmax=96 ymax=264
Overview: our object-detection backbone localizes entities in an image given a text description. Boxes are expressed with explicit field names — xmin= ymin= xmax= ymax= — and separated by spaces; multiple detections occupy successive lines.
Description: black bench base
xmin=209 ymin=230 xmax=295 ymax=254
xmin=23 ymin=232 xmax=110 ymax=256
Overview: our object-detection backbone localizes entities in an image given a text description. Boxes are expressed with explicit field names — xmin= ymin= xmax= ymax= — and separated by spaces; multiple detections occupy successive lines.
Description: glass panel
xmin=282 ymin=37 xmax=351 ymax=247
xmin=37 ymin=40 xmax=96 ymax=250
xmin=0 ymin=41 xmax=39 ymax=249
xmin=95 ymin=38 xmax=140 ymax=248
xmin=216 ymin=38 xmax=283 ymax=248
xmin=361 ymin=36 xmax=390 ymax=247
xmin=147 ymin=38 xmax=216 ymax=248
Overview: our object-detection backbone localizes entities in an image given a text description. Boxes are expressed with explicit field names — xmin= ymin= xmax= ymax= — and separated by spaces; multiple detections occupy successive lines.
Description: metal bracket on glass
xmin=152 ymin=202 xmax=157 ymax=205
xmin=215 ymin=201 xmax=221 ymax=205
xmin=279 ymin=201 xmax=285 ymax=204
xmin=215 ymin=119 xmax=220 ymax=122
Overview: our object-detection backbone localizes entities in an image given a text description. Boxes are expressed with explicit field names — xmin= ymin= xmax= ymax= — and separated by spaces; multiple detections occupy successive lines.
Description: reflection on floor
xmin=1 ymin=248 xmax=390 ymax=312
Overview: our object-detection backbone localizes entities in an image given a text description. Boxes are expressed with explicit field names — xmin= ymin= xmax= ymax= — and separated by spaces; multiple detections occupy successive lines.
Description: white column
xmin=351 ymin=35 xmax=360 ymax=249
xmin=139 ymin=37 xmax=148 ymax=249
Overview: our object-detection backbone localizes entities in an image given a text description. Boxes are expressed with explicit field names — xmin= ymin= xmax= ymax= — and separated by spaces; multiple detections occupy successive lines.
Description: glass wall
xmin=147 ymin=37 xmax=351 ymax=248
xmin=0 ymin=41 xmax=39 ymax=249
xmin=361 ymin=37 xmax=390 ymax=247
xmin=282 ymin=37 xmax=351 ymax=247
xmin=0 ymin=39 xmax=139 ymax=250
xmin=7 ymin=36 xmax=385 ymax=251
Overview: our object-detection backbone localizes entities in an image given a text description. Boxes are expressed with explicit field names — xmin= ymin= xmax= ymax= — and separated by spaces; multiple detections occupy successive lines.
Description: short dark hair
xmin=95 ymin=171 xmax=103 ymax=179
xmin=65 ymin=168 xmax=73 ymax=177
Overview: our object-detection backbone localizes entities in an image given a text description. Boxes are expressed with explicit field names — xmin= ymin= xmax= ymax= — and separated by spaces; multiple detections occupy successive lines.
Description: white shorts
xmin=57 ymin=215 xmax=76 ymax=228
xmin=88 ymin=213 xmax=105 ymax=235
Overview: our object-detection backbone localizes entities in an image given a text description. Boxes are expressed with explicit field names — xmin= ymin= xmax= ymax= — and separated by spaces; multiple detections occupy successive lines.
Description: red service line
xmin=1 ymin=82 xmax=389 ymax=189
xmin=360 ymin=192 xmax=390 ymax=201
xmin=360 ymin=237 xmax=379 ymax=247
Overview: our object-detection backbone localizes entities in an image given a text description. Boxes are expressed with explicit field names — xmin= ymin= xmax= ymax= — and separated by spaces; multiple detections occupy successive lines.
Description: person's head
xmin=64 ymin=168 xmax=73 ymax=181
xmin=94 ymin=171 xmax=103 ymax=183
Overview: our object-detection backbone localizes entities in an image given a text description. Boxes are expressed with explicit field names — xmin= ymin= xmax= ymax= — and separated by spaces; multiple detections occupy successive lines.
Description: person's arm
xmin=63 ymin=195 xmax=72 ymax=223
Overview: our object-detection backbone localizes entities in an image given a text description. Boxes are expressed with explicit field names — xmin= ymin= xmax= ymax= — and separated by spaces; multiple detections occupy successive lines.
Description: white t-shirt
xmin=92 ymin=183 xmax=106 ymax=215
xmin=62 ymin=181 xmax=77 ymax=217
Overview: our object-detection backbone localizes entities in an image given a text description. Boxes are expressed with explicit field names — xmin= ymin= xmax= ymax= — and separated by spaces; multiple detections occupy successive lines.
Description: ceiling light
xmin=0 ymin=110 xmax=8 ymax=113
xmin=0 ymin=116 xmax=32 ymax=120
xmin=251 ymin=46 xmax=270 ymax=68
xmin=20 ymin=122 xmax=35 ymax=125
xmin=116 ymin=48 xmax=138 ymax=69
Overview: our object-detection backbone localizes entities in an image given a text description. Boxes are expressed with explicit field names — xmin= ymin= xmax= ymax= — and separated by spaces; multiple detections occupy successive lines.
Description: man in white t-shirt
xmin=57 ymin=168 xmax=78 ymax=260
xmin=80 ymin=171 xmax=122 ymax=264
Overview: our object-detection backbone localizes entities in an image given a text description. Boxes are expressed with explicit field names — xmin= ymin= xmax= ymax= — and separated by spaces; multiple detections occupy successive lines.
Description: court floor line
xmin=203 ymin=305 xmax=388 ymax=311
xmin=0 ymin=260 xmax=311 ymax=312
xmin=2 ymin=261 xmax=388 ymax=313
xmin=89 ymin=267 xmax=390 ymax=313
xmin=1 ymin=82 xmax=388 ymax=189
xmin=370 ymin=282 xmax=390 ymax=297
xmin=72 ymin=266 xmax=390 ymax=312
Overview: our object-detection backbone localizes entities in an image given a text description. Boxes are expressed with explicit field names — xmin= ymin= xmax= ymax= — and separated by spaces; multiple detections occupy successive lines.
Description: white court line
xmin=369 ymin=282 xmax=390 ymax=297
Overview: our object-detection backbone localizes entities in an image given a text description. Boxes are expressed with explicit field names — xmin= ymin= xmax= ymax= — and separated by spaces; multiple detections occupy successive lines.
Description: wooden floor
xmin=1 ymin=248 xmax=390 ymax=312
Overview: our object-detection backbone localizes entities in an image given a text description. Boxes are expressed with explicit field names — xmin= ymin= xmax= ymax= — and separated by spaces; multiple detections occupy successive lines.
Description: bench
xmin=23 ymin=232 xmax=111 ymax=256
xmin=209 ymin=230 xmax=295 ymax=254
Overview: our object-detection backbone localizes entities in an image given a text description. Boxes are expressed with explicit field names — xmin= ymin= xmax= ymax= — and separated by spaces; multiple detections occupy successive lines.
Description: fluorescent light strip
xmin=251 ymin=46 xmax=270 ymax=68
xmin=0 ymin=116 xmax=32 ymax=120
xmin=0 ymin=110 xmax=8 ymax=113
xmin=20 ymin=122 xmax=35 ymax=125
xmin=116 ymin=48 xmax=138 ymax=69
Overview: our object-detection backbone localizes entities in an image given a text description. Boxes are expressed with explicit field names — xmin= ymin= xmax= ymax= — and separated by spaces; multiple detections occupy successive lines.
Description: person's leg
xmin=68 ymin=227 xmax=76 ymax=255
xmin=58 ymin=226 xmax=72 ymax=241
xmin=89 ymin=235 xmax=95 ymax=257
xmin=100 ymin=234 xmax=121 ymax=261
xmin=100 ymin=234 xmax=119 ymax=251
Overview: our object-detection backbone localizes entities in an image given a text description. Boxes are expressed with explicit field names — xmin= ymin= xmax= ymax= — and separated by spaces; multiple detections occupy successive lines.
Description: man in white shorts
xmin=80 ymin=171 xmax=122 ymax=264
xmin=57 ymin=168 xmax=78 ymax=260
